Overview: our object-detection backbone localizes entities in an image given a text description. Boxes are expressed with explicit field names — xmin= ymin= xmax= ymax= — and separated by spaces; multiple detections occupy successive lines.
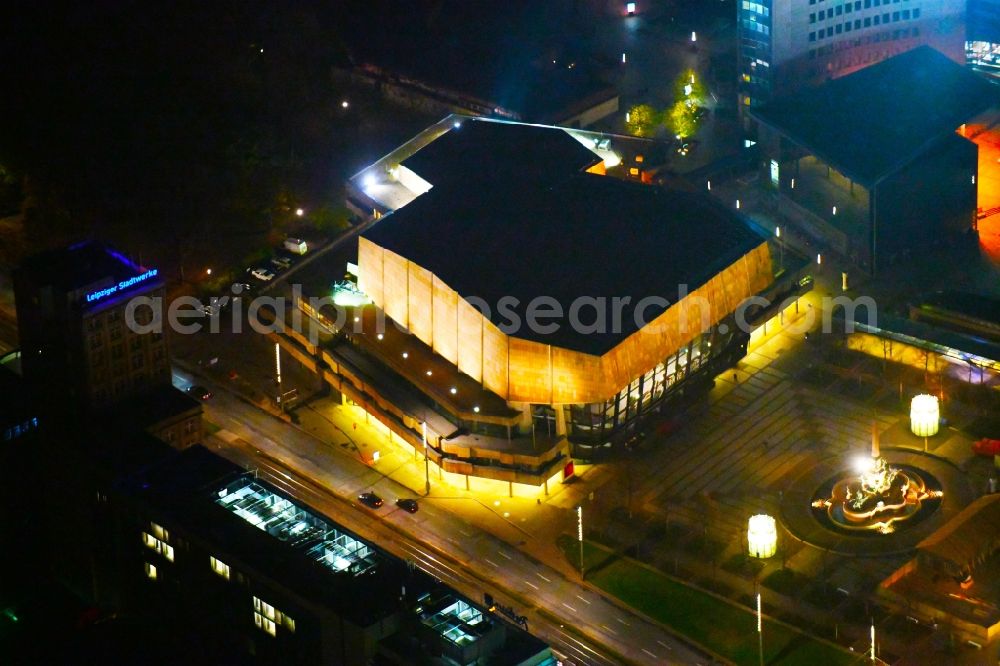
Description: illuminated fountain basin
xmin=811 ymin=458 xmax=942 ymax=536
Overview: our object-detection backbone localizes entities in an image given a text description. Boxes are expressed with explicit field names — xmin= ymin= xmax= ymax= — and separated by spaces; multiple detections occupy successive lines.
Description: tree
xmin=625 ymin=104 xmax=659 ymax=138
xmin=668 ymin=101 xmax=697 ymax=140
xmin=673 ymin=68 xmax=707 ymax=105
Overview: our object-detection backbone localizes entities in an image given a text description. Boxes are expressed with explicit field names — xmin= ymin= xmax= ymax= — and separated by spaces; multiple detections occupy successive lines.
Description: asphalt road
xmin=172 ymin=365 xmax=714 ymax=666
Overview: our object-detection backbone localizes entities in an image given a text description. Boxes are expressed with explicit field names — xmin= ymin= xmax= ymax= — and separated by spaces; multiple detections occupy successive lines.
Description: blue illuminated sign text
xmin=85 ymin=268 xmax=159 ymax=304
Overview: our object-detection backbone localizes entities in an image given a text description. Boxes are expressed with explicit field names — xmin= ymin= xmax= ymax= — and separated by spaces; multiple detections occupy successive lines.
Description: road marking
xmin=575 ymin=594 xmax=591 ymax=605
xmin=561 ymin=603 xmax=577 ymax=613
xmin=601 ymin=624 xmax=618 ymax=636
xmin=657 ymin=640 xmax=673 ymax=651
xmin=616 ymin=617 xmax=630 ymax=626
xmin=642 ymin=649 xmax=658 ymax=659
xmin=536 ymin=572 xmax=552 ymax=582
xmin=460 ymin=528 xmax=473 ymax=537
xmin=524 ymin=580 xmax=540 ymax=590
xmin=498 ymin=550 xmax=512 ymax=560
xmin=446 ymin=537 xmax=460 ymax=546
xmin=484 ymin=558 xmax=499 ymax=568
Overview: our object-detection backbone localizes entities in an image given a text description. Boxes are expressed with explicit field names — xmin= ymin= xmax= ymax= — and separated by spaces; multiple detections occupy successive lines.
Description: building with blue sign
xmin=13 ymin=241 xmax=171 ymax=416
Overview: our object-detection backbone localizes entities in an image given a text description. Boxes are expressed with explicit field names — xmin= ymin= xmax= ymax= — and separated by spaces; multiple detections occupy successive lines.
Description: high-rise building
xmin=13 ymin=241 xmax=169 ymax=414
xmin=738 ymin=0 xmax=967 ymax=124
xmin=966 ymin=0 xmax=1000 ymax=75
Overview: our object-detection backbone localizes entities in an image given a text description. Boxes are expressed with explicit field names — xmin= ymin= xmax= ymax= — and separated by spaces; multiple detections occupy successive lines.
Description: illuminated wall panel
xmin=432 ymin=276 xmax=458 ymax=366
xmin=357 ymin=238 xmax=773 ymax=406
xmin=551 ymin=346 xmax=603 ymax=404
xmin=357 ymin=237 xmax=384 ymax=307
xmin=382 ymin=249 xmax=409 ymax=328
xmin=507 ymin=338 xmax=551 ymax=403
xmin=457 ymin=298 xmax=483 ymax=382
xmin=407 ymin=262 xmax=434 ymax=345
xmin=481 ymin=319 xmax=508 ymax=398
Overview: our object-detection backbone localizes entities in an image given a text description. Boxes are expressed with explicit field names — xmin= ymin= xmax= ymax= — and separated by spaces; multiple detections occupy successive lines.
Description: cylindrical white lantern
xmin=910 ymin=394 xmax=939 ymax=437
xmin=748 ymin=514 xmax=777 ymax=559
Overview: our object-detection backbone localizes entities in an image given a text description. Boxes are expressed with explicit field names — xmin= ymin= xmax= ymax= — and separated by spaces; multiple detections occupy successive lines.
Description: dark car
xmin=187 ymin=385 xmax=212 ymax=400
xmin=358 ymin=492 xmax=383 ymax=509
xmin=396 ymin=499 xmax=419 ymax=513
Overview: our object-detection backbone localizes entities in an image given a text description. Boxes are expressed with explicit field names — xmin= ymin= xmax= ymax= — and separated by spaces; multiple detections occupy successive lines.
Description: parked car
xmin=973 ymin=438 xmax=1000 ymax=457
xmin=187 ymin=385 xmax=213 ymax=400
xmin=358 ymin=492 xmax=384 ymax=509
xmin=396 ymin=499 xmax=419 ymax=513
xmin=270 ymin=256 xmax=291 ymax=270
xmin=283 ymin=238 xmax=308 ymax=255
xmin=202 ymin=303 xmax=220 ymax=317
xmin=249 ymin=267 xmax=275 ymax=281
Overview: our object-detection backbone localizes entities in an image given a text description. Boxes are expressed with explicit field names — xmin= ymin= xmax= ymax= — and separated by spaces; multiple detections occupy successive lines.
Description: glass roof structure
xmin=216 ymin=478 xmax=380 ymax=577
xmin=418 ymin=594 xmax=492 ymax=647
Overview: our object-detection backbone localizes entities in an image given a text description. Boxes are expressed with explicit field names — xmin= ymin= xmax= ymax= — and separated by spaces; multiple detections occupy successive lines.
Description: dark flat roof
xmin=364 ymin=119 xmax=767 ymax=355
xmin=102 ymin=385 xmax=202 ymax=435
xmin=920 ymin=290 xmax=1000 ymax=326
xmin=752 ymin=47 xmax=1000 ymax=186
xmin=17 ymin=240 xmax=146 ymax=292
xmin=119 ymin=446 xmax=411 ymax=624
xmin=334 ymin=1 xmax=613 ymax=122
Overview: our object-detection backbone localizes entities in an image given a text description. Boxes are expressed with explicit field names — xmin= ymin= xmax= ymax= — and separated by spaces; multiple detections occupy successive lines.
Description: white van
xmin=283 ymin=238 xmax=308 ymax=255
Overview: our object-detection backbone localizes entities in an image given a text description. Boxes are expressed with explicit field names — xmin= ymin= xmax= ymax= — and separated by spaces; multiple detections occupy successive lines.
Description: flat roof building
xmin=104 ymin=445 xmax=554 ymax=665
xmin=738 ymin=0 xmax=966 ymax=123
xmin=14 ymin=241 xmax=169 ymax=413
xmin=750 ymin=47 xmax=999 ymax=273
xmin=289 ymin=117 xmax=794 ymax=493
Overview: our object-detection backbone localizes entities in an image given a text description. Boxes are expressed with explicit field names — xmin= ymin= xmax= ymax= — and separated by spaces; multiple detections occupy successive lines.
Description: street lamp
xmin=775 ymin=226 xmax=784 ymax=271
xmin=577 ymin=506 xmax=585 ymax=579
xmin=757 ymin=592 xmax=764 ymax=666
xmin=275 ymin=342 xmax=283 ymax=412
xmin=422 ymin=421 xmax=430 ymax=495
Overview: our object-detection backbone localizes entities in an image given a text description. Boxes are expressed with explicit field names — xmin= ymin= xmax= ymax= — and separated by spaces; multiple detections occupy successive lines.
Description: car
xmin=231 ymin=282 xmax=252 ymax=295
xmin=202 ymin=303 xmax=221 ymax=317
xmin=270 ymin=256 xmax=291 ymax=270
xmin=283 ymin=237 xmax=308 ymax=255
xmin=396 ymin=498 xmax=419 ymax=513
xmin=358 ymin=492 xmax=383 ymax=508
xmin=249 ymin=267 xmax=275 ymax=281
xmin=973 ymin=438 xmax=1000 ymax=457
xmin=187 ymin=385 xmax=213 ymax=400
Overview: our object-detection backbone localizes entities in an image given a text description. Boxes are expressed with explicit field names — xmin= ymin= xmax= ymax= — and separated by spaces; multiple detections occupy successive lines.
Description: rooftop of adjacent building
xmin=15 ymin=240 xmax=148 ymax=293
xmin=99 ymin=384 xmax=202 ymax=435
xmin=752 ymin=46 xmax=1000 ymax=186
xmin=360 ymin=117 xmax=769 ymax=355
xmin=117 ymin=445 xmax=411 ymax=624
xmin=332 ymin=0 xmax=614 ymax=122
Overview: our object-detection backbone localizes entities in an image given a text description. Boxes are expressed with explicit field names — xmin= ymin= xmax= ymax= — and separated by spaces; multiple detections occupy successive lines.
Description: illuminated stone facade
xmin=358 ymin=236 xmax=774 ymax=408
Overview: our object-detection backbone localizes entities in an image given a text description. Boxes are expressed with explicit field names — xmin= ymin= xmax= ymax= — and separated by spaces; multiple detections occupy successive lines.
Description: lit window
xmin=151 ymin=523 xmax=169 ymax=542
xmin=253 ymin=596 xmax=294 ymax=635
xmin=142 ymin=527 xmax=174 ymax=561
xmin=145 ymin=562 xmax=157 ymax=580
xmin=210 ymin=556 xmax=231 ymax=580
xmin=254 ymin=611 xmax=277 ymax=637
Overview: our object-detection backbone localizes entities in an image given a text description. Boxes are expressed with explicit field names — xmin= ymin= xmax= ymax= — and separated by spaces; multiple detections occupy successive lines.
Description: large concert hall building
xmin=295 ymin=117 xmax=797 ymax=493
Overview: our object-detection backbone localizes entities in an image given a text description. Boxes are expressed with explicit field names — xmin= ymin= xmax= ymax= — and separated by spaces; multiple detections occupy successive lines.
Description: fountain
xmin=812 ymin=424 xmax=942 ymax=534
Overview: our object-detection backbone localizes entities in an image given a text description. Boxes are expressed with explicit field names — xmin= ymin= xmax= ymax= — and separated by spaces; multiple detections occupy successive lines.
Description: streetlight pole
xmin=757 ymin=591 xmax=764 ymax=666
xmin=870 ymin=621 xmax=876 ymax=664
xmin=577 ymin=506 xmax=585 ymax=580
xmin=275 ymin=342 xmax=283 ymax=413
xmin=422 ymin=421 xmax=430 ymax=495
xmin=775 ymin=226 xmax=784 ymax=272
